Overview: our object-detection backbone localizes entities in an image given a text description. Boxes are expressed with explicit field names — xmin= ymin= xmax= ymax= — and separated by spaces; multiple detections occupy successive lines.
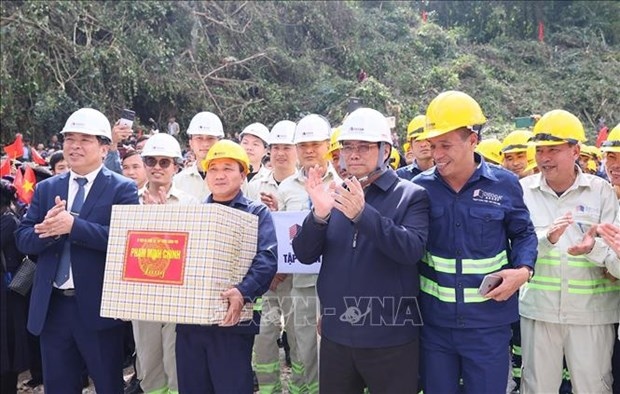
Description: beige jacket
xmin=519 ymin=169 xmax=620 ymax=325
xmin=173 ymin=163 xmax=210 ymax=202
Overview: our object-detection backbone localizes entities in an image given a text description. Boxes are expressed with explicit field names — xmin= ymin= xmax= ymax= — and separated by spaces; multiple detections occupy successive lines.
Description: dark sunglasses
xmin=143 ymin=157 xmax=174 ymax=169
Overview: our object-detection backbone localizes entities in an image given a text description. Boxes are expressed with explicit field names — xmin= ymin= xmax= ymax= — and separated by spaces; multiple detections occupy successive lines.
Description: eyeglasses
xmin=143 ymin=157 xmax=174 ymax=169
xmin=341 ymin=143 xmax=377 ymax=155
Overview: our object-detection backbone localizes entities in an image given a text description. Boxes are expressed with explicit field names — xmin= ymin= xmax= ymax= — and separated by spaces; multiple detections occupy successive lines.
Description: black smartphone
xmin=119 ymin=109 xmax=136 ymax=128
xmin=347 ymin=97 xmax=362 ymax=115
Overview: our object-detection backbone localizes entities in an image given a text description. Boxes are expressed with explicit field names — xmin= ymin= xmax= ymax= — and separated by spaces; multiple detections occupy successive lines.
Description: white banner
xmin=272 ymin=210 xmax=322 ymax=274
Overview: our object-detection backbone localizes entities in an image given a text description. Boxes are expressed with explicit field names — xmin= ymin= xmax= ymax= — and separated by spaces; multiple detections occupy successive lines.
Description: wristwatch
xmin=516 ymin=265 xmax=534 ymax=282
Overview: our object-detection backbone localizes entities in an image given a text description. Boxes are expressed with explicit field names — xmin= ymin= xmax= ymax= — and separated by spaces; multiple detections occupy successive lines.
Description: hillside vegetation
xmin=1 ymin=1 xmax=618 ymax=144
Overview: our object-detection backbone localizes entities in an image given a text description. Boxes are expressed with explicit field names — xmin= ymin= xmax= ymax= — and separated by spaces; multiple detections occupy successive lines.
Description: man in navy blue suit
xmin=15 ymin=108 xmax=139 ymax=393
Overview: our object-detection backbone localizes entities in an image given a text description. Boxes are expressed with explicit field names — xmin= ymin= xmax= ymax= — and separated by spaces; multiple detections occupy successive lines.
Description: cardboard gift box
xmin=101 ymin=203 xmax=258 ymax=325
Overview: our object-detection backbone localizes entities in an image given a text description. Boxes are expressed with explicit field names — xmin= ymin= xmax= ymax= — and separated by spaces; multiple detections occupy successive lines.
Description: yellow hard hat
xmin=579 ymin=145 xmax=600 ymax=159
xmin=406 ymin=115 xmax=426 ymax=141
xmin=530 ymin=109 xmax=586 ymax=146
xmin=586 ymin=159 xmax=597 ymax=172
xmin=325 ymin=127 xmax=342 ymax=160
xmin=403 ymin=142 xmax=411 ymax=153
xmin=475 ymin=138 xmax=503 ymax=164
xmin=502 ymin=129 xmax=534 ymax=154
xmin=525 ymin=145 xmax=537 ymax=172
xmin=421 ymin=91 xmax=487 ymax=140
xmin=202 ymin=139 xmax=250 ymax=175
xmin=390 ymin=147 xmax=401 ymax=169
xmin=600 ymin=124 xmax=620 ymax=153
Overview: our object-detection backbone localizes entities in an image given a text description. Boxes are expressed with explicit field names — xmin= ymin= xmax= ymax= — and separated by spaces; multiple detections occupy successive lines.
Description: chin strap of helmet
xmin=472 ymin=124 xmax=486 ymax=142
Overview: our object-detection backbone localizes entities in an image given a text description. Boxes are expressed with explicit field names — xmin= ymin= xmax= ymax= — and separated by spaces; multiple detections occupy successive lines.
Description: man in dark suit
xmin=15 ymin=108 xmax=139 ymax=393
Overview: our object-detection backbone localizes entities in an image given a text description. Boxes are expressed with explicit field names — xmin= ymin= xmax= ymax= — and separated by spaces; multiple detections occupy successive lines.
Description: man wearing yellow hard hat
xmin=396 ymin=115 xmax=434 ymax=180
xmin=325 ymin=127 xmax=349 ymax=179
xmin=500 ymin=129 xmax=537 ymax=178
xmin=412 ymin=91 xmax=537 ymax=393
xmin=175 ymin=140 xmax=278 ymax=392
xmin=578 ymin=144 xmax=598 ymax=174
xmin=597 ymin=123 xmax=620 ymax=393
xmin=475 ymin=137 xmax=503 ymax=165
xmin=519 ymin=110 xmax=619 ymax=394
xmin=601 ymin=124 xmax=620 ymax=198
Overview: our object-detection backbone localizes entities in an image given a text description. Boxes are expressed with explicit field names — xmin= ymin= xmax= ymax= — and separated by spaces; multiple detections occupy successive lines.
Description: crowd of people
xmin=1 ymin=90 xmax=619 ymax=394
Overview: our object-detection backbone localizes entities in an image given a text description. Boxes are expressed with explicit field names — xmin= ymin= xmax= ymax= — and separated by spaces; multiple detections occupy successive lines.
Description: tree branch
xmin=187 ymin=51 xmax=223 ymax=116
xmin=203 ymin=50 xmax=274 ymax=80
xmin=193 ymin=7 xmax=253 ymax=34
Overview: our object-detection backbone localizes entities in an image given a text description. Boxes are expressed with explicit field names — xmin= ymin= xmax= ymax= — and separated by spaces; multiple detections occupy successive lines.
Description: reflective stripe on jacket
xmin=413 ymin=156 xmax=538 ymax=329
xmin=519 ymin=169 xmax=620 ymax=325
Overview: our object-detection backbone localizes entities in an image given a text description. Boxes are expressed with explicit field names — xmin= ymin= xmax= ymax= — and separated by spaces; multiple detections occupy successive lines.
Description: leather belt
xmin=52 ymin=288 xmax=76 ymax=297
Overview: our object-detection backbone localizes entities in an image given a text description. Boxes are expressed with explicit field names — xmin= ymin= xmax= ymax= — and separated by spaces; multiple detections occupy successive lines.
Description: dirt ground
xmin=16 ymin=349 xmax=291 ymax=393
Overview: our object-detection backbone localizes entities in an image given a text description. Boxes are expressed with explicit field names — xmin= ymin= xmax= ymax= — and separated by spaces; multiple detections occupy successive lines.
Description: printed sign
xmin=272 ymin=210 xmax=322 ymax=274
xmin=123 ymin=231 xmax=188 ymax=285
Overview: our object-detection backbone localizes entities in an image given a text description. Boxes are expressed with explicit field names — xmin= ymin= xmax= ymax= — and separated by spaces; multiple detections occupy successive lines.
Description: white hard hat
xmin=339 ymin=108 xmax=392 ymax=144
xmin=141 ymin=133 xmax=182 ymax=159
xmin=61 ymin=108 xmax=112 ymax=140
xmin=294 ymin=114 xmax=331 ymax=144
xmin=240 ymin=122 xmax=270 ymax=145
xmin=186 ymin=111 xmax=224 ymax=137
xmin=269 ymin=120 xmax=296 ymax=145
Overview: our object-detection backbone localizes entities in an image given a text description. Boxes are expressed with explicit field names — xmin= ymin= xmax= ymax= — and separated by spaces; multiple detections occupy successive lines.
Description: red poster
xmin=122 ymin=231 xmax=189 ymax=285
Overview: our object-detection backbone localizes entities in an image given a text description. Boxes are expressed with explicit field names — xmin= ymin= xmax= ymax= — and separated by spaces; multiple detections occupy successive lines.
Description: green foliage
xmin=1 ymin=0 xmax=618 ymax=146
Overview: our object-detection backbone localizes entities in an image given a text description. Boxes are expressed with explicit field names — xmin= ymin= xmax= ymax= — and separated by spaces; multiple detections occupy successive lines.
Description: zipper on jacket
xmin=352 ymin=230 xmax=358 ymax=248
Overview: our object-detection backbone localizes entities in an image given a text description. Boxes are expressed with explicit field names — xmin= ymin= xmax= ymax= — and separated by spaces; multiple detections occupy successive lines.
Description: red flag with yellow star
xmin=15 ymin=165 xmax=36 ymax=204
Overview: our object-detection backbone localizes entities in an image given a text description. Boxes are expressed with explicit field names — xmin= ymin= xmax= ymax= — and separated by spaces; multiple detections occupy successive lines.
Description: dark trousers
xmin=320 ymin=336 xmax=420 ymax=394
xmin=421 ymin=324 xmax=511 ymax=394
xmin=176 ymin=328 xmax=255 ymax=394
xmin=27 ymin=332 xmax=43 ymax=382
xmin=0 ymin=371 xmax=18 ymax=394
xmin=613 ymin=324 xmax=620 ymax=394
xmin=40 ymin=293 xmax=124 ymax=394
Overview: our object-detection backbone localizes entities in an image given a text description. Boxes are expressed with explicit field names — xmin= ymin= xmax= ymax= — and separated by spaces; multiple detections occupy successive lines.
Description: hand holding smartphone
xmin=478 ymin=274 xmax=503 ymax=296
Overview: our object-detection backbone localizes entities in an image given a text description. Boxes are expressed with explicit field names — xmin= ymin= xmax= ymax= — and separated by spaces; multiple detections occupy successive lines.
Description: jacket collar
xmin=206 ymin=190 xmax=249 ymax=208
xmin=528 ymin=164 xmax=590 ymax=194
xmin=371 ymin=169 xmax=399 ymax=192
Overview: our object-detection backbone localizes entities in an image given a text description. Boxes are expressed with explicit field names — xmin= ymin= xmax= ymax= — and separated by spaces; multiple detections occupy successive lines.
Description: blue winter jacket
xmin=292 ymin=170 xmax=429 ymax=348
